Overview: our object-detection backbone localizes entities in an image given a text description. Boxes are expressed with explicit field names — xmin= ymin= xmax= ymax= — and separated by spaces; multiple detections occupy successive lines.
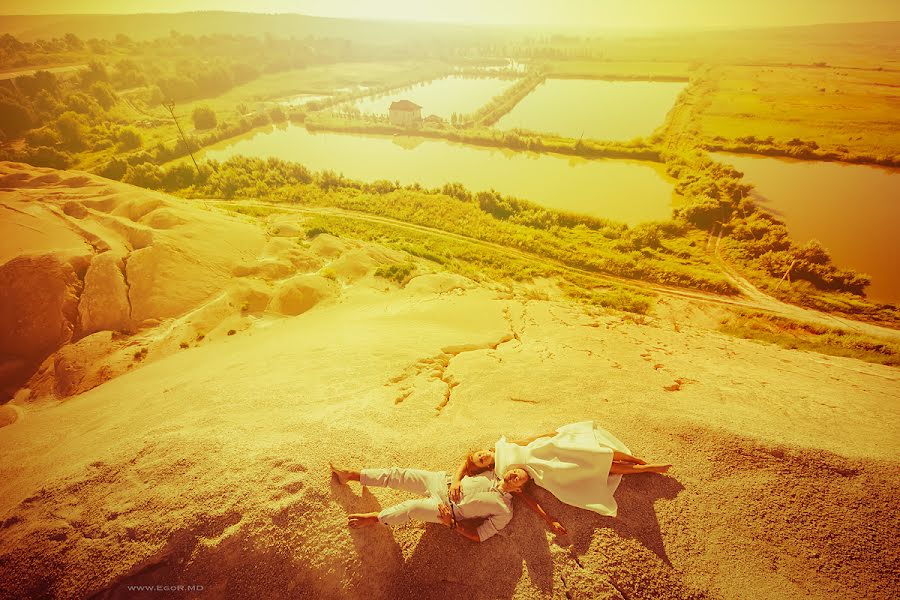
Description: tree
xmin=17 ymin=70 xmax=60 ymax=98
xmin=78 ymin=61 xmax=109 ymax=88
xmin=113 ymin=59 xmax=145 ymax=88
xmin=33 ymin=90 xmax=64 ymax=119
xmin=0 ymin=98 xmax=33 ymax=138
xmin=65 ymin=92 xmax=101 ymax=116
xmin=192 ymin=106 xmax=217 ymax=130
xmin=55 ymin=111 xmax=86 ymax=149
xmin=89 ymin=82 xmax=117 ymax=110
xmin=64 ymin=33 xmax=84 ymax=51
xmin=117 ymin=127 xmax=142 ymax=151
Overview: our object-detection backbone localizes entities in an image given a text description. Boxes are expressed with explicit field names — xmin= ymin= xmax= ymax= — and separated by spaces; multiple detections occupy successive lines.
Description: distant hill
xmin=691 ymin=20 xmax=900 ymax=43
xmin=0 ymin=11 xmax=504 ymax=44
xmin=2 ymin=12 xmax=899 ymax=44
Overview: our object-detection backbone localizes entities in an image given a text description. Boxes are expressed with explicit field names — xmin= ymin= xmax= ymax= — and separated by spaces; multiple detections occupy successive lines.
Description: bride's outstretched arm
xmin=516 ymin=490 xmax=567 ymax=535
xmin=510 ymin=430 xmax=558 ymax=446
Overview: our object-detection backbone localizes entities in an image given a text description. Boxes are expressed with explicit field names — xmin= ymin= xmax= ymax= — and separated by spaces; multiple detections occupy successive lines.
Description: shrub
xmin=306 ymin=227 xmax=333 ymax=239
xmin=65 ymin=92 xmax=102 ymax=116
xmin=24 ymin=127 xmax=59 ymax=147
xmin=89 ymin=81 xmax=117 ymax=110
xmin=55 ymin=111 xmax=87 ymax=149
xmin=99 ymin=157 xmax=127 ymax=180
xmin=123 ymin=162 xmax=164 ymax=188
xmin=374 ymin=263 xmax=416 ymax=285
xmin=116 ymin=127 xmax=142 ymax=151
xmin=595 ymin=288 xmax=654 ymax=315
xmin=268 ymin=106 xmax=287 ymax=122
xmin=22 ymin=145 xmax=71 ymax=169
xmin=0 ymin=98 xmax=33 ymax=138
xmin=192 ymin=106 xmax=217 ymax=130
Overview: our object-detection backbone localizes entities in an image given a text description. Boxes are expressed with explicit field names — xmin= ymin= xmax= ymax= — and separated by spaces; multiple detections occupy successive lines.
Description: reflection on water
xmin=201 ymin=124 xmax=676 ymax=226
xmin=714 ymin=153 xmax=900 ymax=303
xmin=495 ymin=79 xmax=686 ymax=141
xmin=345 ymin=76 xmax=515 ymax=119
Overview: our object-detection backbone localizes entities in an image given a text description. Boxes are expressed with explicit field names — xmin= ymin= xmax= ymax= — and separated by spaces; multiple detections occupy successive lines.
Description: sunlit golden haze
xmin=2 ymin=0 xmax=900 ymax=29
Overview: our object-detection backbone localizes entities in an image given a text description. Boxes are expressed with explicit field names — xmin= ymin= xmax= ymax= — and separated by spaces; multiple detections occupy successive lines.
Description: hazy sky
xmin=3 ymin=0 xmax=900 ymax=29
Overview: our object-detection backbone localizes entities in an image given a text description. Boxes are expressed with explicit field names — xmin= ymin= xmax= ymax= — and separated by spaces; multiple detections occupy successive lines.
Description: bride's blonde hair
xmin=464 ymin=450 xmax=494 ymax=477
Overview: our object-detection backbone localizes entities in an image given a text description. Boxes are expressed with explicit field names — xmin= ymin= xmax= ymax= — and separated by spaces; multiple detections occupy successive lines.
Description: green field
xmin=696 ymin=65 xmax=900 ymax=159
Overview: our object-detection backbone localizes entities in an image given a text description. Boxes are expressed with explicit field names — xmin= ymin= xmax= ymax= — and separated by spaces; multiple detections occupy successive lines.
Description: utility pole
xmin=162 ymin=100 xmax=200 ymax=175
xmin=775 ymin=260 xmax=797 ymax=292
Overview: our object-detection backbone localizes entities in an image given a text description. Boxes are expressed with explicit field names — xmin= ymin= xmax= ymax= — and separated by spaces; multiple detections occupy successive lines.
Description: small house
xmin=389 ymin=100 xmax=422 ymax=126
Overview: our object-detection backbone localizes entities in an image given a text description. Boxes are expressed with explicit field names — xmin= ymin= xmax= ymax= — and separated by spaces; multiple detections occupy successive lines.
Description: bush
xmin=55 ymin=111 xmax=87 ymax=149
xmin=123 ymin=162 xmax=164 ymax=188
xmin=268 ymin=106 xmax=287 ymax=122
xmin=595 ymin=288 xmax=654 ymax=315
xmin=99 ymin=157 xmax=127 ymax=180
xmin=25 ymin=127 xmax=59 ymax=147
xmin=116 ymin=127 xmax=142 ymax=151
xmin=0 ymin=98 xmax=33 ymax=138
xmin=374 ymin=263 xmax=416 ymax=285
xmin=89 ymin=81 xmax=117 ymax=110
xmin=65 ymin=92 xmax=102 ymax=116
xmin=22 ymin=145 xmax=71 ymax=169
xmin=78 ymin=61 xmax=109 ymax=88
xmin=192 ymin=106 xmax=217 ymax=130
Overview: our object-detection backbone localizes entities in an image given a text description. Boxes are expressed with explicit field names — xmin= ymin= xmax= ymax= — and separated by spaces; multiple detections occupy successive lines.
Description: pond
xmin=714 ymin=153 xmax=900 ymax=304
xmin=200 ymin=124 xmax=678 ymax=226
xmin=495 ymin=79 xmax=686 ymax=141
xmin=344 ymin=76 xmax=515 ymax=120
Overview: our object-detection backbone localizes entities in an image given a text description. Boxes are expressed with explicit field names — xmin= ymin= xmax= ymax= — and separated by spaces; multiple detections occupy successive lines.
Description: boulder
xmin=78 ymin=251 xmax=131 ymax=335
xmin=0 ymin=254 xmax=81 ymax=399
xmin=269 ymin=274 xmax=335 ymax=316
xmin=52 ymin=331 xmax=116 ymax=397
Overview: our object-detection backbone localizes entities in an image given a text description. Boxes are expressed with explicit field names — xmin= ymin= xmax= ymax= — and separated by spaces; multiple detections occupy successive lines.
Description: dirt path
xmin=0 ymin=63 xmax=86 ymax=81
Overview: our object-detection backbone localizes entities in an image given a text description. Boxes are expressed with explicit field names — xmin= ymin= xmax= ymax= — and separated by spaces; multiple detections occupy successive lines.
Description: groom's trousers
xmin=360 ymin=467 xmax=449 ymax=526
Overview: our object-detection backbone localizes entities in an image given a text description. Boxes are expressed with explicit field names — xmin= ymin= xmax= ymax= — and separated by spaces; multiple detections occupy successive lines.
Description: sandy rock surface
xmin=0 ymin=162 xmax=898 ymax=600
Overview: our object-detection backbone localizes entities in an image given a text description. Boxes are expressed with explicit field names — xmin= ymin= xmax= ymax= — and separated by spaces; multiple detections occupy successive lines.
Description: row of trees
xmin=0 ymin=30 xmax=343 ymax=168
xmin=0 ymin=63 xmax=131 ymax=166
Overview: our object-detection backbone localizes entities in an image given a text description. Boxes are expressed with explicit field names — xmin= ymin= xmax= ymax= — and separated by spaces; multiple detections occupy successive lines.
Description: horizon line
xmin=1 ymin=11 xmax=899 ymax=33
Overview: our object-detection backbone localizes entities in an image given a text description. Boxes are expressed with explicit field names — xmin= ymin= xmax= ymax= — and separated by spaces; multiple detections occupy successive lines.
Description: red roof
xmin=389 ymin=100 xmax=422 ymax=112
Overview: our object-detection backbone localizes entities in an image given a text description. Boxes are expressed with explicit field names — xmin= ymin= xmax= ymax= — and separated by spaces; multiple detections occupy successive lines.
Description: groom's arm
xmin=439 ymin=504 xmax=483 ymax=542
xmin=453 ymin=522 xmax=482 ymax=542
xmin=517 ymin=490 xmax=567 ymax=534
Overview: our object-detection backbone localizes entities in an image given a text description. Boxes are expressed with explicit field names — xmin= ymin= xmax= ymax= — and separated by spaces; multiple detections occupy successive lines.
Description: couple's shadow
xmin=331 ymin=474 xmax=683 ymax=599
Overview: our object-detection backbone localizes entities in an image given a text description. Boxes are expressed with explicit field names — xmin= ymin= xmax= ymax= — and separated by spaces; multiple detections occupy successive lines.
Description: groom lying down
xmin=330 ymin=463 xmax=565 ymax=542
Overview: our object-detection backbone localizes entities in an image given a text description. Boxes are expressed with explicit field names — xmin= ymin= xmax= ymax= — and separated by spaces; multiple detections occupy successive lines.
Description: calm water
xmin=201 ymin=124 xmax=677 ymax=226
xmin=715 ymin=153 xmax=900 ymax=303
xmin=495 ymin=79 xmax=686 ymax=141
xmin=346 ymin=76 xmax=515 ymax=120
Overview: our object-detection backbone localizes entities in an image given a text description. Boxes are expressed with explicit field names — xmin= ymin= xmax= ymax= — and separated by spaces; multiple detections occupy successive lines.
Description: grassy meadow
xmin=697 ymin=64 xmax=900 ymax=162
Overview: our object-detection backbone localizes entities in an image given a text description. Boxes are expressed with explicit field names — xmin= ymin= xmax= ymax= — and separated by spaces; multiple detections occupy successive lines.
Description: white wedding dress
xmin=493 ymin=421 xmax=631 ymax=516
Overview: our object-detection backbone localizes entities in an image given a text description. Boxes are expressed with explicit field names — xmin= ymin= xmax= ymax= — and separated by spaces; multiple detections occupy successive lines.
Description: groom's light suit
xmin=360 ymin=467 xmax=513 ymax=541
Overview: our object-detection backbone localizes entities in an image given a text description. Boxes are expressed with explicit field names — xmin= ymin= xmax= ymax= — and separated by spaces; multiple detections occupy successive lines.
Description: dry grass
xmin=719 ymin=309 xmax=899 ymax=366
xmin=696 ymin=65 xmax=900 ymax=159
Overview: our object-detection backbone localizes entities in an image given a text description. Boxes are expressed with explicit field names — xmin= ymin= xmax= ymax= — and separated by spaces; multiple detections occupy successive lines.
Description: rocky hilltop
xmin=0 ymin=162 xmax=897 ymax=599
